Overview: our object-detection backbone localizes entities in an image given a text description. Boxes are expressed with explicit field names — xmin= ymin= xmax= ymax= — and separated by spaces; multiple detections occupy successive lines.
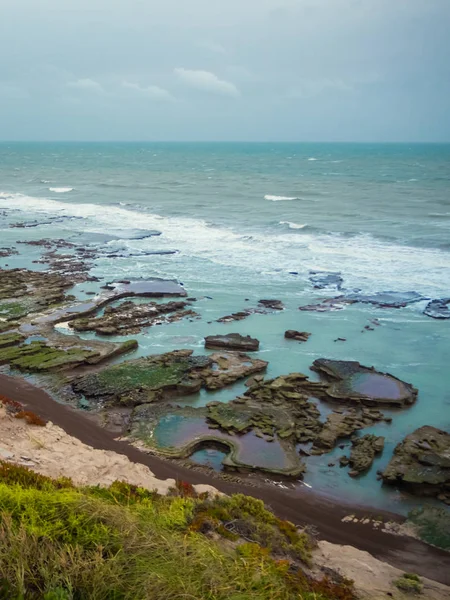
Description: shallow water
xmin=1 ymin=142 xmax=449 ymax=514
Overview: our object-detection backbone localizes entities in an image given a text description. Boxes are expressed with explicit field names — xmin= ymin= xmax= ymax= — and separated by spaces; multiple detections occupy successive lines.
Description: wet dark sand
xmin=0 ymin=372 xmax=448 ymax=585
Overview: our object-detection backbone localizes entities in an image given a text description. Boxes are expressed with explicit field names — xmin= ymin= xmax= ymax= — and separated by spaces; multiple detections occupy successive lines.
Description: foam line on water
xmin=1 ymin=191 xmax=449 ymax=296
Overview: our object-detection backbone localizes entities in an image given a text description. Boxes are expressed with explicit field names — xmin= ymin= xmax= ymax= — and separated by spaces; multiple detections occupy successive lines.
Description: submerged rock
xmin=382 ymin=426 xmax=450 ymax=503
xmin=299 ymin=298 xmax=346 ymax=312
xmin=285 ymin=330 xmax=311 ymax=342
xmin=309 ymin=271 xmax=343 ymax=290
xmin=343 ymin=291 xmax=424 ymax=308
xmin=312 ymin=358 xmax=418 ymax=407
xmin=424 ymin=298 xmax=450 ymax=319
xmin=347 ymin=434 xmax=385 ymax=475
xmin=205 ymin=333 xmax=260 ymax=352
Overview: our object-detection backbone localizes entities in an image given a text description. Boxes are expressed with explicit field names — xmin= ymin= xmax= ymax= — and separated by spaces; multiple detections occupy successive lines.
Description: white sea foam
xmin=1 ymin=191 xmax=449 ymax=297
xmin=279 ymin=221 xmax=307 ymax=229
xmin=264 ymin=195 xmax=298 ymax=201
xmin=49 ymin=187 xmax=73 ymax=193
xmin=307 ymin=157 xmax=318 ymax=161
xmin=40 ymin=180 xmax=52 ymax=184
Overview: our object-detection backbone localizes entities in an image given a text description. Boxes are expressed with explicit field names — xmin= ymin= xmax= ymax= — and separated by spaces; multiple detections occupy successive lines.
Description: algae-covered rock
xmin=205 ymin=333 xmax=260 ymax=352
xmin=312 ymin=358 xmax=418 ymax=407
xmin=207 ymin=403 xmax=254 ymax=434
xmin=0 ymin=340 xmax=100 ymax=372
xmin=382 ymin=426 xmax=450 ymax=503
xmin=0 ymin=332 xmax=24 ymax=349
xmin=72 ymin=350 xmax=207 ymax=406
xmin=73 ymin=350 xmax=267 ymax=407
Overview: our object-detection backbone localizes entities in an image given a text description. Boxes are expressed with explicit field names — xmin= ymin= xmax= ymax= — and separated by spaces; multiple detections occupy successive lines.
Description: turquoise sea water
xmin=1 ymin=142 xmax=449 ymax=514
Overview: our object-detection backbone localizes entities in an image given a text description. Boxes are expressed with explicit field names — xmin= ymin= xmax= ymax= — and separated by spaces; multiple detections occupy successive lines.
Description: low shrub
xmin=14 ymin=410 xmax=46 ymax=426
xmin=394 ymin=574 xmax=423 ymax=594
xmin=0 ymin=463 xmax=354 ymax=599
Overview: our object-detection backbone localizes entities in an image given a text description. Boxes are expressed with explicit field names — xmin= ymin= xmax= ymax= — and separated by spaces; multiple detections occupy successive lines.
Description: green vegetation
xmin=407 ymin=506 xmax=450 ymax=550
xmin=394 ymin=573 xmax=423 ymax=594
xmin=0 ymin=462 xmax=355 ymax=599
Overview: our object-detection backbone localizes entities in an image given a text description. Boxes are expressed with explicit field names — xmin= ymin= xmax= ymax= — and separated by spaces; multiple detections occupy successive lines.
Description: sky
xmin=1 ymin=0 xmax=449 ymax=142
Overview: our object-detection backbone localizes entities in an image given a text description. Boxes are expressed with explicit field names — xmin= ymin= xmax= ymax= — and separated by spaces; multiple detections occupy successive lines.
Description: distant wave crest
xmin=49 ymin=187 xmax=73 ymax=193
xmin=279 ymin=221 xmax=307 ymax=230
xmin=265 ymin=194 xmax=298 ymax=201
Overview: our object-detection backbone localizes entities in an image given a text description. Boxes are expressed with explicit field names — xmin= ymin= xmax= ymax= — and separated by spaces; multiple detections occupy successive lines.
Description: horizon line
xmin=1 ymin=140 xmax=450 ymax=144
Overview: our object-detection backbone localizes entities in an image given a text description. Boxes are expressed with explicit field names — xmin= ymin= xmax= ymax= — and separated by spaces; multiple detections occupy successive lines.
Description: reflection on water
xmin=350 ymin=372 xmax=403 ymax=399
xmin=154 ymin=414 xmax=291 ymax=470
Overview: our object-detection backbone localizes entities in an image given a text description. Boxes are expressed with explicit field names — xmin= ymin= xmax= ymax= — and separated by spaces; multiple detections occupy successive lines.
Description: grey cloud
xmin=174 ymin=68 xmax=240 ymax=97
xmin=0 ymin=0 xmax=449 ymax=140
xmin=67 ymin=78 xmax=105 ymax=93
xmin=122 ymin=81 xmax=175 ymax=102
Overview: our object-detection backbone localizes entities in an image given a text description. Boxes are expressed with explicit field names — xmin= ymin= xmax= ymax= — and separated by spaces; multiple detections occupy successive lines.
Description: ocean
xmin=1 ymin=141 xmax=449 ymax=513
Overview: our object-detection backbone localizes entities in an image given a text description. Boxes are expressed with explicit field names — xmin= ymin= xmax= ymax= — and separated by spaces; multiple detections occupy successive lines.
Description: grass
xmin=0 ymin=463 xmax=356 ymax=600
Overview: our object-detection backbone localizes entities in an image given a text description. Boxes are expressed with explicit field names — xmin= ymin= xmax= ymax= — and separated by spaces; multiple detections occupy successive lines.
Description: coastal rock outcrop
xmin=311 ymin=409 xmax=386 ymax=454
xmin=382 ymin=426 xmax=450 ymax=504
xmin=70 ymin=300 xmax=198 ymax=335
xmin=72 ymin=350 xmax=267 ymax=407
xmin=0 ymin=268 xmax=74 ymax=320
xmin=285 ymin=330 xmax=311 ymax=342
xmin=312 ymin=358 xmax=418 ymax=407
xmin=346 ymin=434 xmax=385 ymax=476
xmin=205 ymin=333 xmax=260 ymax=352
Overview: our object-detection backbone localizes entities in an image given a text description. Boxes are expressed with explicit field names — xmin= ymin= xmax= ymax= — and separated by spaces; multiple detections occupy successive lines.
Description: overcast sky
xmin=1 ymin=0 xmax=449 ymax=141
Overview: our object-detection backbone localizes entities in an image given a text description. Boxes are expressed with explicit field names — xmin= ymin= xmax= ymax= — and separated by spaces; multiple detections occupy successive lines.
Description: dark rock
xmin=382 ymin=426 xmax=450 ymax=502
xmin=0 ymin=247 xmax=18 ymax=258
xmin=258 ymin=299 xmax=284 ymax=310
xmin=424 ymin=298 xmax=450 ymax=319
xmin=339 ymin=456 xmax=350 ymax=467
xmin=285 ymin=330 xmax=311 ymax=342
xmin=334 ymin=338 xmax=347 ymax=342
xmin=347 ymin=434 xmax=385 ymax=475
xmin=309 ymin=271 xmax=343 ymax=290
xmin=205 ymin=333 xmax=260 ymax=352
